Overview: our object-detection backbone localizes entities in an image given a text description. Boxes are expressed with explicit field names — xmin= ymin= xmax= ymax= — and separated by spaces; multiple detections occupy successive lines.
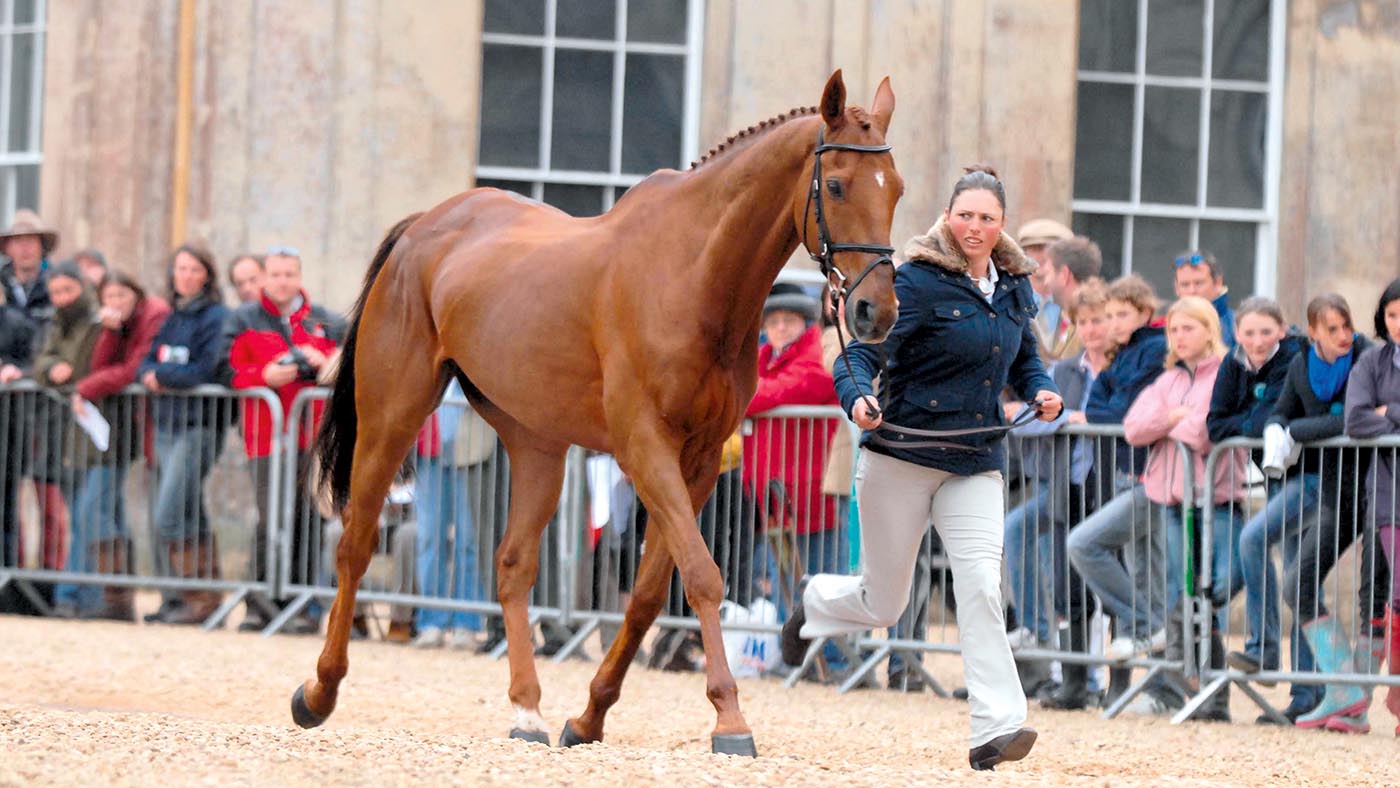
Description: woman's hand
xmin=70 ymin=392 xmax=87 ymax=417
xmin=48 ymin=361 xmax=73 ymax=385
xmin=1033 ymin=390 xmax=1063 ymax=422
xmin=1066 ymin=410 xmax=1088 ymax=425
xmin=141 ymin=370 xmax=162 ymax=392
xmin=851 ymin=396 xmax=883 ymax=430
xmin=0 ymin=364 xmax=22 ymax=384
xmin=98 ymin=305 xmax=124 ymax=331
xmin=1377 ymin=405 xmax=1389 ymax=418
xmin=1167 ymin=405 xmax=1192 ymax=428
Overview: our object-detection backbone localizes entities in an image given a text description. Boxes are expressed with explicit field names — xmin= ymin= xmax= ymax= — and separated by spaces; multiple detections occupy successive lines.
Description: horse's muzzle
xmin=849 ymin=297 xmax=895 ymax=343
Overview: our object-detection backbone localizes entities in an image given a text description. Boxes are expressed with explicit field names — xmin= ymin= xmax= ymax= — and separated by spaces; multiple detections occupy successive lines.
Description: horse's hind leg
xmin=561 ymin=528 xmax=675 ymax=746
xmin=489 ymin=425 xmax=568 ymax=744
xmin=293 ymin=372 xmax=444 ymax=726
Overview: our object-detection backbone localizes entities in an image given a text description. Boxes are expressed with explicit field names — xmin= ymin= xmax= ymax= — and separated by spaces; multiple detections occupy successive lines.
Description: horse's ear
xmin=870 ymin=76 xmax=895 ymax=135
xmin=820 ymin=69 xmax=846 ymax=127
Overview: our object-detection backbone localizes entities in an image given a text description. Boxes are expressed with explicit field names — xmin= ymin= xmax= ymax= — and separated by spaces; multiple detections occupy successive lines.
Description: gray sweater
xmin=1344 ymin=342 xmax=1400 ymax=526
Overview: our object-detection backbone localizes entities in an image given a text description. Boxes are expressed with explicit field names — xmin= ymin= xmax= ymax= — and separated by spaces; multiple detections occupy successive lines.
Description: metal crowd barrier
xmin=1179 ymin=435 xmax=1400 ymax=725
xmin=818 ymin=423 xmax=1206 ymax=719
xmin=0 ymin=381 xmax=282 ymax=630
xmin=553 ymin=405 xmax=860 ymax=674
xmin=275 ymin=387 xmax=567 ymax=647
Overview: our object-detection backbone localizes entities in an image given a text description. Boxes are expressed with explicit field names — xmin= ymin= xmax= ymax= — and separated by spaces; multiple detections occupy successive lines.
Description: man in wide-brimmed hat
xmin=0 ymin=208 xmax=60 ymax=334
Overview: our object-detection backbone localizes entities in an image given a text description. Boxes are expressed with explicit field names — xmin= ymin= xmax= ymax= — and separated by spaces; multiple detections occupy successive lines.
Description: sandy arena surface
xmin=2 ymin=608 xmax=1398 ymax=787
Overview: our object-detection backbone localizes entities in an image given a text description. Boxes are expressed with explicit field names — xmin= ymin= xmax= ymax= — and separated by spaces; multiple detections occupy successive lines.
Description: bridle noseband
xmin=801 ymin=126 xmax=895 ymax=313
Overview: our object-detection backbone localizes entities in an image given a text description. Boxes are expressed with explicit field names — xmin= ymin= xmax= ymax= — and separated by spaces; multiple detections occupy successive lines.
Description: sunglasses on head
xmin=266 ymin=244 xmax=301 ymax=259
xmin=1174 ymin=254 xmax=1206 ymax=268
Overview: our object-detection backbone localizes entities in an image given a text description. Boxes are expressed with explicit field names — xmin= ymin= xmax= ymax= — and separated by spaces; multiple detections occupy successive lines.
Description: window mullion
xmin=609 ymin=0 xmax=627 ymax=177
xmin=538 ymin=0 xmax=558 ymax=180
xmin=1196 ymin=0 xmax=1215 ymax=212
xmin=1129 ymin=0 xmax=1147 ymax=210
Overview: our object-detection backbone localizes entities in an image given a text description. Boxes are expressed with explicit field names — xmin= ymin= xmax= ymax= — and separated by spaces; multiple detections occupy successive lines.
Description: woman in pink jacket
xmin=1123 ymin=296 xmax=1249 ymax=717
xmin=1125 ymin=295 xmax=1248 ymax=613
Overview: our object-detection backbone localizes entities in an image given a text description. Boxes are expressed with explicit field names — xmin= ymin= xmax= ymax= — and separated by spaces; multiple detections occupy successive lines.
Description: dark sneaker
xmin=969 ymin=727 xmax=1037 ymax=771
xmin=780 ymin=577 xmax=812 ymax=667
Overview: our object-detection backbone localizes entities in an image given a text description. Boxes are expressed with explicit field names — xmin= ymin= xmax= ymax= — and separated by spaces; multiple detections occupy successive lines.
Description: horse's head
xmin=795 ymin=70 xmax=902 ymax=344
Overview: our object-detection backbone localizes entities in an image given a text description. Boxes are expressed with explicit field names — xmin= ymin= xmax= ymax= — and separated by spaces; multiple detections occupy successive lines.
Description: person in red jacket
xmin=743 ymin=283 xmax=841 ymax=614
xmin=65 ymin=270 xmax=171 ymax=620
xmin=225 ymin=247 xmax=345 ymax=633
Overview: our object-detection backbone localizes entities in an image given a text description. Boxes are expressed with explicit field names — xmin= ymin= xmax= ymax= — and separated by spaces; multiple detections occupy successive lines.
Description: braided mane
xmin=688 ymin=105 xmax=820 ymax=169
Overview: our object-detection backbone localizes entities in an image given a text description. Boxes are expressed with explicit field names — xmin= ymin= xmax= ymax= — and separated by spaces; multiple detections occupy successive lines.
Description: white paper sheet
xmin=74 ymin=398 xmax=110 ymax=452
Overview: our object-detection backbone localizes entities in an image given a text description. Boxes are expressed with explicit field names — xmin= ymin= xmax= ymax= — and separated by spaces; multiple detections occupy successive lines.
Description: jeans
xmin=1005 ymin=483 xmax=1054 ymax=642
xmin=152 ymin=427 xmax=221 ymax=542
xmin=53 ymin=464 xmax=128 ymax=611
xmin=1238 ymin=475 xmax=1320 ymax=663
xmin=1169 ymin=502 xmax=1244 ymax=630
xmin=1067 ymin=483 xmax=1178 ymax=640
xmin=414 ymin=454 xmax=483 ymax=632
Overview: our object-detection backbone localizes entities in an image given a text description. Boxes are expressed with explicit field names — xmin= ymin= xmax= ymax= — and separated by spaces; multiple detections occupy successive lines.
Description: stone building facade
xmin=18 ymin=0 xmax=1400 ymax=322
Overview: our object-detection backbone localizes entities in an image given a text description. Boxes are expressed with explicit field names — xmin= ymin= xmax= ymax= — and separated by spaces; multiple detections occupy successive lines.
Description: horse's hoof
xmin=711 ymin=733 xmax=758 ymax=757
xmin=558 ymin=720 xmax=591 ymax=748
xmin=509 ymin=727 xmax=551 ymax=746
xmin=290 ymin=684 xmax=328 ymax=729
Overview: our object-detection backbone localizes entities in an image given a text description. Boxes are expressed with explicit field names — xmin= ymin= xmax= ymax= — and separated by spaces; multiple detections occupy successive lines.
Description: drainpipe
xmin=169 ymin=0 xmax=196 ymax=247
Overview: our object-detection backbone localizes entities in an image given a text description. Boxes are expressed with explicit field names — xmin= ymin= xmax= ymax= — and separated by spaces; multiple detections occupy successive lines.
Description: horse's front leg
xmin=623 ymin=433 xmax=755 ymax=755
xmin=561 ymin=529 xmax=675 ymax=746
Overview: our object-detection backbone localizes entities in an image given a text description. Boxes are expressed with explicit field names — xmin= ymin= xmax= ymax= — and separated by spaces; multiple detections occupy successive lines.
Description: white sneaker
xmin=1006 ymin=627 xmax=1036 ymax=651
xmin=412 ymin=626 xmax=445 ymax=648
xmin=1105 ymin=628 xmax=1168 ymax=661
xmin=447 ymin=629 xmax=477 ymax=651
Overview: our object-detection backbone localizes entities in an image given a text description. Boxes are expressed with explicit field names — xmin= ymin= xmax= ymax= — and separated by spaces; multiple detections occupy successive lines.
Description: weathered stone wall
xmin=1277 ymin=0 xmax=1400 ymax=326
xmin=42 ymin=0 xmax=482 ymax=311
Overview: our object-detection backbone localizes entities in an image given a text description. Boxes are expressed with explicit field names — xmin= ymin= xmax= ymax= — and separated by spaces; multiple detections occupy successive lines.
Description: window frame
xmin=1072 ymin=0 xmax=1285 ymax=297
xmin=0 ymin=0 xmax=45 ymax=221
xmin=475 ymin=0 xmax=705 ymax=213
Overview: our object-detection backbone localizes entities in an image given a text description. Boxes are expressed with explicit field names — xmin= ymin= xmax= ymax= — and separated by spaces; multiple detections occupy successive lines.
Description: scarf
xmin=1307 ymin=342 xmax=1353 ymax=403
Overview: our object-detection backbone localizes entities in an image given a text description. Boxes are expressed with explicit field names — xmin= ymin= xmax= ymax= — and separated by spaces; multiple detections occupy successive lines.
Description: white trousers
xmin=801 ymin=450 xmax=1027 ymax=747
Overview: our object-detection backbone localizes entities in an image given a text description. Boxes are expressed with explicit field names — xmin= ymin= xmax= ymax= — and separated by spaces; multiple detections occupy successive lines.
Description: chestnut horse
xmin=291 ymin=70 xmax=902 ymax=756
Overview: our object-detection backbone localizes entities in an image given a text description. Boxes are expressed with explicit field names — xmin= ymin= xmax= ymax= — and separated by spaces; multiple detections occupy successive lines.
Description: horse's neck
xmin=670 ymin=122 xmax=816 ymax=356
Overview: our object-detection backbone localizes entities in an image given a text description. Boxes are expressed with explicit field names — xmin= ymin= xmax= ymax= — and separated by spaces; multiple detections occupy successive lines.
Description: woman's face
xmin=1074 ymin=305 xmax=1112 ymax=356
xmin=1168 ymin=312 xmax=1212 ymax=364
xmin=101 ymin=283 xmax=139 ymax=322
xmin=944 ymin=189 xmax=1004 ymax=261
xmin=48 ymin=275 xmax=82 ymax=309
xmin=1385 ymin=299 xmax=1400 ymax=345
xmin=1105 ymin=298 xmax=1151 ymax=345
xmin=763 ymin=309 xmax=807 ymax=352
xmin=1235 ymin=311 xmax=1284 ymax=370
xmin=172 ymin=251 xmax=209 ymax=299
xmin=1308 ymin=307 xmax=1354 ymax=361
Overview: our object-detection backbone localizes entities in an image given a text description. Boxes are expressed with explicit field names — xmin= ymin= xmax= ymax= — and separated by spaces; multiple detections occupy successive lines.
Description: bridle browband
xmin=799 ymin=125 xmax=1048 ymax=445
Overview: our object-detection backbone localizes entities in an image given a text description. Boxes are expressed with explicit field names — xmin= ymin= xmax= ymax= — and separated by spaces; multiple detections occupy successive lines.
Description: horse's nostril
xmin=854 ymin=299 xmax=875 ymax=327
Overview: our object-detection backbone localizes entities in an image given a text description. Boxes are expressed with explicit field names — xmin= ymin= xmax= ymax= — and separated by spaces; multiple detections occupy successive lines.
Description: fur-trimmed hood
xmin=901 ymin=217 xmax=1038 ymax=277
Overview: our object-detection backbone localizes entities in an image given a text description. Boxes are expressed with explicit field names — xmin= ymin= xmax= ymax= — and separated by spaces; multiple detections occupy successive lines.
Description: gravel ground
xmin=2 ymin=607 xmax=1397 ymax=787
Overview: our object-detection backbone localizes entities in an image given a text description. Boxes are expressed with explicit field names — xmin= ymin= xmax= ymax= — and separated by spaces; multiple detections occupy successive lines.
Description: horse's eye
xmin=826 ymin=179 xmax=844 ymax=199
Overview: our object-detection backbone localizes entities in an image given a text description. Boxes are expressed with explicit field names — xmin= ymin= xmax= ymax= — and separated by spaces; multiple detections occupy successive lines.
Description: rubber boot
xmin=1325 ymin=618 xmax=1386 ymax=734
xmin=88 ymin=538 xmax=134 ymax=622
xmin=1043 ymin=616 xmax=1091 ymax=710
xmin=1387 ymin=612 xmax=1400 ymax=735
xmin=1295 ymin=616 xmax=1368 ymax=728
xmin=161 ymin=538 xmax=223 ymax=625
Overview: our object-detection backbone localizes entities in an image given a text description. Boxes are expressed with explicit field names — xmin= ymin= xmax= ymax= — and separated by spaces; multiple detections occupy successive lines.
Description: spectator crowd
xmin=1 ymin=204 xmax=1397 ymax=737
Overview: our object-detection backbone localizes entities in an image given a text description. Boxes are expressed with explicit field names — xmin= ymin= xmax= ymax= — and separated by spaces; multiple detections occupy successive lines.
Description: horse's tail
xmin=316 ymin=212 xmax=423 ymax=510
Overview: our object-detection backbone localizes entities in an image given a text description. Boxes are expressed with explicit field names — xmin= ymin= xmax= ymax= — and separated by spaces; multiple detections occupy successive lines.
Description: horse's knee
xmin=496 ymin=554 xmax=538 ymax=601
xmin=706 ymin=677 xmax=739 ymax=706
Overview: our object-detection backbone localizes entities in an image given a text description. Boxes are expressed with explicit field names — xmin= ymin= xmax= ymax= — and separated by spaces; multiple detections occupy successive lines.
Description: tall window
xmin=1072 ymin=0 xmax=1284 ymax=299
xmin=0 ymin=0 xmax=43 ymax=221
xmin=475 ymin=0 xmax=703 ymax=217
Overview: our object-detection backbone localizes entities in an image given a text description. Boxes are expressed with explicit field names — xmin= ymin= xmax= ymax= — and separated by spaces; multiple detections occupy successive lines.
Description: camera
xmin=278 ymin=350 xmax=317 ymax=382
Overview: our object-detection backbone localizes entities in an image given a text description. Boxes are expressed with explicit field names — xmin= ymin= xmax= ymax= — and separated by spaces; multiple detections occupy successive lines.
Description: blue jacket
xmin=138 ymin=295 xmax=230 ymax=429
xmin=1213 ymin=291 xmax=1236 ymax=350
xmin=1207 ymin=332 xmax=1306 ymax=446
xmin=833 ymin=222 xmax=1055 ymax=476
xmin=1086 ymin=323 xmax=1167 ymax=473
